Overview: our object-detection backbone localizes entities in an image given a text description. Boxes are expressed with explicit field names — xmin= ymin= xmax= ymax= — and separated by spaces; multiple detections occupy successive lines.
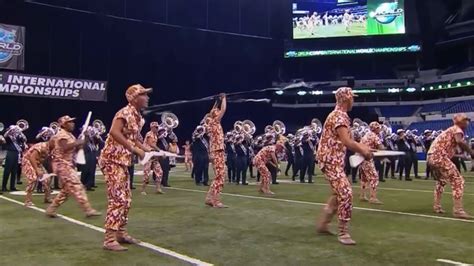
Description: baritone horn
xmin=311 ymin=118 xmax=322 ymax=134
xmin=49 ymin=122 xmax=60 ymax=134
xmin=16 ymin=119 xmax=29 ymax=131
xmin=234 ymin=121 xmax=244 ymax=133
xmin=92 ymin=119 xmax=106 ymax=135
xmin=161 ymin=112 xmax=179 ymax=129
xmin=273 ymin=120 xmax=286 ymax=135
xmin=242 ymin=120 xmax=256 ymax=136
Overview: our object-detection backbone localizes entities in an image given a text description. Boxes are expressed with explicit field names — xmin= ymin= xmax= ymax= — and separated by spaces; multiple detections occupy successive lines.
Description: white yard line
xmin=147 ymin=185 xmax=474 ymax=224
xmin=436 ymin=258 xmax=473 ymax=266
xmin=0 ymin=195 xmax=213 ymax=266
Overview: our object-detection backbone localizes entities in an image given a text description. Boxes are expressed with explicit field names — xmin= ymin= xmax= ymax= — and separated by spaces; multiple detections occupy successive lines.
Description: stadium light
xmin=438 ymin=85 xmax=442 ymax=89
xmin=468 ymin=81 xmax=472 ymax=85
xmin=447 ymin=84 xmax=451 ymax=88
xmin=430 ymin=86 xmax=433 ymax=90
xmin=421 ymin=88 xmax=425 ymax=91
xmin=275 ymin=90 xmax=284 ymax=95
xmin=457 ymin=83 xmax=461 ymax=87
xmin=297 ymin=91 xmax=307 ymax=96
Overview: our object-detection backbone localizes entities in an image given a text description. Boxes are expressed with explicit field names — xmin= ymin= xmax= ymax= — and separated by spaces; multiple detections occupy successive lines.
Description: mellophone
xmin=349 ymin=150 xmax=405 ymax=168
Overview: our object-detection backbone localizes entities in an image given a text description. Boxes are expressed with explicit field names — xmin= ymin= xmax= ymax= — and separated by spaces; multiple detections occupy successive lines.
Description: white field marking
xmin=123 ymin=181 xmax=474 ymax=224
xmin=241 ymin=180 xmax=474 ymax=196
xmin=146 ymin=170 xmax=474 ymax=196
xmin=436 ymin=259 xmax=473 ymax=266
xmin=9 ymin=190 xmax=60 ymax=196
xmin=0 ymin=195 xmax=213 ymax=266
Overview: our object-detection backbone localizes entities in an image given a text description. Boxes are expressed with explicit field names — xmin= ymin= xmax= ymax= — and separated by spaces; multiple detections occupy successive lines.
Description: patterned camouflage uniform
xmin=47 ymin=122 xmax=95 ymax=214
xmin=22 ymin=142 xmax=52 ymax=205
xmin=205 ymin=108 xmax=226 ymax=206
xmin=359 ymin=122 xmax=382 ymax=202
xmin=99 ymin=103 xmax=144 ymax=246
xmin=316 ymin=87 xmax=356 ymax=239
xmin=142 ymin=128 xmax=163 ymax=193
xmin=253 ymin=145 xmax=276 ymax=193
xmin=427 ymin=115 xmax=469 ymax=216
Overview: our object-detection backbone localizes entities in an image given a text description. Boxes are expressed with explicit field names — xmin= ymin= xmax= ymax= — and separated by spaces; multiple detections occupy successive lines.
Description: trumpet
xmin=16 ymin=119 xmax=29 ymax=131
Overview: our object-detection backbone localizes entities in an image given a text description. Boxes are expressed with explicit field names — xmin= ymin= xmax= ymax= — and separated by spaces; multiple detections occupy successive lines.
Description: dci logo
xmin=0 ymin=26 xmax=24 ymax=64
xmin=369 ymin=2 xmax=404 ymax=24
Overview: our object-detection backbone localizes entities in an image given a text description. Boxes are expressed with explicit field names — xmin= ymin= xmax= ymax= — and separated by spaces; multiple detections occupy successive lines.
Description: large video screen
xmin=292 ymin=0 xmax=406 ymax=39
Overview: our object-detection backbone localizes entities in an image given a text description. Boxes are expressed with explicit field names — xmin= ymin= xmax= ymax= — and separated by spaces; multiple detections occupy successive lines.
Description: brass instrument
xmin=50 ymin=122 xmax=60 ymax=134
xmin=92 ymin=119 xmax=106 ymax=135
xmin=161 ymin=112 xmax=179 ymax=139
xmin=310 ymin=118 xmax=323 ymax=134
xmin=273 ymin=120 xmax=286 ymax=135
xmin=193 ymin=125 xmax=206 ymax=139
xmin=0 ymin=122 xmax=4 ymax=132
xmin=162 ymin=112 xmax=179 ymax=129
xmin=264 ymin=125 xmax=274 ymax=134
xmin=234 ymin=121 xmax=244 ymax=133
xmin=242 ymin=120 xmax=256 ymax=136
xmin=16 ymin=119 xmax=29 ymax=131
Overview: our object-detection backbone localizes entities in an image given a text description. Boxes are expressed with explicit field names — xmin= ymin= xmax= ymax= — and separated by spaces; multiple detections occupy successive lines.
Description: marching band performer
xmin=235 ymin=134 xmax=249 ymax=185
xmin=22 ymin=127 xmax=55 ymax=206
xmin=141 ymin=122 xmax=164 ymax=195
xmin=383 ymin=133 xmax=397 ymax=180
xmin=35 ymin=125 xmax=56 ymax=193
xmin=293 ymin=136 xmax=304 ymax=181
xmin=359 ymin=122 xmax=384 ymax=204
xmin=182 ymin=140 xmax=193 ymax=172
xmin=284 ymin=134 xmax=295 ymax=178
xmin=99 ymin=84 xmax=152 ymax=251
xmin=16 ymin=127 xmax=28 ymax=186
xmin=45 ymin=115 xmax=101 ymax=218
xmin=300 ymin=131 xmax=315 ymax=183
xmin=253 ymin=138 xmax=285 ymax=196
xmin=422 ymin=130 xmax=434 ymax=179
xmin=428 ymin=113 xmax=474 ymax=219
xmin=157 ymin=126 xmax=171 ymax=187
xmin=205 ymin=93 xmax=228 ymax=208
xmin=253 ymin=135 xmax=264 ymax=182
xmin=316 ymin=87 xmax=373 ymax=245
xmin=2 ymin=124 xmax=23 ymax=192
xmin=80 ymin=121 xmax=105 ymax=191
xmin=192 ymin=126 xmax=210 ymax=186
xmin=396 ymin=130 xmax=413 ymax=181
xmin=225 ymin=132 xmax=236 ymax=183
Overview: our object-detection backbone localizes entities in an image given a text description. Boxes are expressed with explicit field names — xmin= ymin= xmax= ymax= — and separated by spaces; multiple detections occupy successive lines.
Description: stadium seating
xmin=378 ymin=105 xmax=419 ymax=117
xmin=407 ymin=119 xmax=474 ymax=137
xmin=419 ymin=102 xmax=457 ymax=114
xmin=443 ymin=100 xmax=474 ymax=114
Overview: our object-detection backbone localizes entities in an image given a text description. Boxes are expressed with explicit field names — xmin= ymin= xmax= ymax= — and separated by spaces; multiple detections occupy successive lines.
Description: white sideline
xmin=243 ymin=180 xmax=474 ymax=196
xmin=156 ymin=186 xmax=474 ymax=224
xmin=436 ymin=259 xmax=473 ymax=265
xmin=0 ymin=195 xmax=213 ymax=266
